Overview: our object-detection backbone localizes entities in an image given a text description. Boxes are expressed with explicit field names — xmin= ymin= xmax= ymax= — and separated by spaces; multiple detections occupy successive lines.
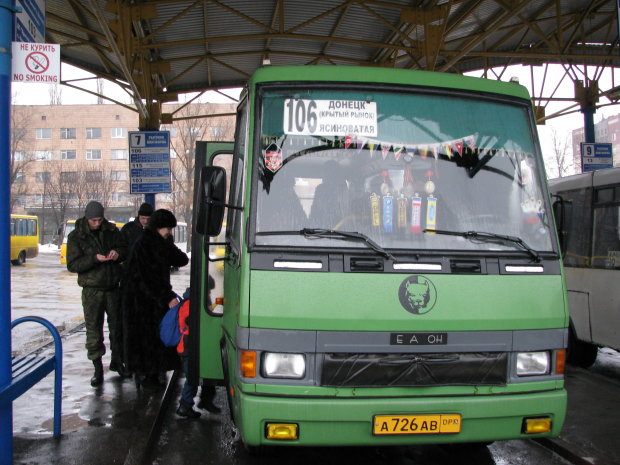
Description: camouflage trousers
xmin=82 ymin=287 xmax=122 ymax=362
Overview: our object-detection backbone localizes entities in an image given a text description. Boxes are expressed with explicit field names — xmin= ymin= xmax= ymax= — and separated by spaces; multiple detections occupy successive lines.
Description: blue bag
xmin=159 ymin=296 xmax=182 ymax=347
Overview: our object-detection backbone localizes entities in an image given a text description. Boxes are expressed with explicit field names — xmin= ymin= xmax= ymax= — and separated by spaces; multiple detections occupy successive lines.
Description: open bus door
xmin=188 ymin=141 xmax=234 ymax=387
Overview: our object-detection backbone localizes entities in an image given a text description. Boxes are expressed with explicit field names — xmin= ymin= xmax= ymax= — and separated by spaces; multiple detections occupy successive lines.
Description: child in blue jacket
xmin=176 ymin=280 xmax=222 ymax=418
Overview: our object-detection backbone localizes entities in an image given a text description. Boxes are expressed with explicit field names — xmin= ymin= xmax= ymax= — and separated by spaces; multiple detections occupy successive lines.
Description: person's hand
xmin=106 ymin=250 xmax=119 ymax=261
xmin=95 ymin=254 xmax=108 ymax=262
xmin=168 ymin=297 xmax=180 ymax=308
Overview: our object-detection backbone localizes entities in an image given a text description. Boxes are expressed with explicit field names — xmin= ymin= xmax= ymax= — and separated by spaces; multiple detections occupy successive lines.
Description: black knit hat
xmin=138 ymin=202 xmax=154 ymax=216
xmin=84 ymin=201 xmax=104 ymax=219
xmin=148 ymin=209 xmax=177 ymax=229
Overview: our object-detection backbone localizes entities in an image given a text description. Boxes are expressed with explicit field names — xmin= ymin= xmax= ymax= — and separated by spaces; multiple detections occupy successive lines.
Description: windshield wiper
xmin=301 ymin=228 xmax=397 ymax=261
xmin=424 ymin=228 xmax=540 ymax=262
xmin=256 ymin=228 xmax=396 ymax=261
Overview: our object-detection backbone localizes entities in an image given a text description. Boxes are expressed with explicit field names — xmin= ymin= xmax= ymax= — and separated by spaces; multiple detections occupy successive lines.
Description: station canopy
xmin=45 ymin=0 xmax=620 ymax=125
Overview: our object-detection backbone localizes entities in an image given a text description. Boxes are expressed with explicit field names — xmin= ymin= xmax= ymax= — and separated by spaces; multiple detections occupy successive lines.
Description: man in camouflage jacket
xmin=67 ymin=201 xmax=129 ymax=386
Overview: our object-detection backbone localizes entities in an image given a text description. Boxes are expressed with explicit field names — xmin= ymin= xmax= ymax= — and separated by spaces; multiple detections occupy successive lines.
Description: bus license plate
xmin=373 ymin=414 xmax=461 ymax=435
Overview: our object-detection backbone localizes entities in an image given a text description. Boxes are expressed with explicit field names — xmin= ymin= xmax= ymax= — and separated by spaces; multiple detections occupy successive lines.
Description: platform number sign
xmin=581 ymin=142 xmax=613 ymax=172
xmin=128 ymin=131 xmax=172 ymax=194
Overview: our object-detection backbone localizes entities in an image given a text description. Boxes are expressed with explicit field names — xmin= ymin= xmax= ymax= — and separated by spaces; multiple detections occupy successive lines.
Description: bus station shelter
xmin=1 ymin=1 xmax=620 ymax=463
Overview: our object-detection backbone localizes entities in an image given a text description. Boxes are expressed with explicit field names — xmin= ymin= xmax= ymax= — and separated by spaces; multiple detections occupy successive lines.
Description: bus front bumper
xmin=233 ymin=388 xmax=567 ymax=446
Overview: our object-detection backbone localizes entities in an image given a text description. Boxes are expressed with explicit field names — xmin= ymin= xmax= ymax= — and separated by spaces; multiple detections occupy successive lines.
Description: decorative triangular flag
xmin=394 ymin=146 xmax=404 ymax=160
xmin=381 ymin=144 xmax=390 ymax=160
xmin=345 ymin=135 xmax=353 ymax=149
xmin=455 ymin=141 xmax=464 ymax=157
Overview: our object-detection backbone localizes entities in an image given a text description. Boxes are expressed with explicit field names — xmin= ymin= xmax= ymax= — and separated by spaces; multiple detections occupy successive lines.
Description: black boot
xmin=110 ymin=360 xmax=131 ymax=378
xmin=90 ymin=358 xmax=104 ymax=387
xmin=197 ymin=385 xmax=221 ymax=413
xmin=176 ymin=402 xmax=201 ymax=419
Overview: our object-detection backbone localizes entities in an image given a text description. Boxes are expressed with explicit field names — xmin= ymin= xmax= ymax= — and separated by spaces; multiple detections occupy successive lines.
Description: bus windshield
xmin=255 ymin=86 xmax=554 ymax=254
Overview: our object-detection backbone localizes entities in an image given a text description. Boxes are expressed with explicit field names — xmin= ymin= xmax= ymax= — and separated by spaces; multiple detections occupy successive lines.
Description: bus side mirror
xmin=552 ymin=195 xmax=570 ymax=255
xmin=196 ymin=166 xmax=227 ymax=237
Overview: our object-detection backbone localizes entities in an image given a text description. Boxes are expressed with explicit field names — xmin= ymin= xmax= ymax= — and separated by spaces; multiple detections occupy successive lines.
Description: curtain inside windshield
xmin=255 ymin=87 xmax=553 ymax=253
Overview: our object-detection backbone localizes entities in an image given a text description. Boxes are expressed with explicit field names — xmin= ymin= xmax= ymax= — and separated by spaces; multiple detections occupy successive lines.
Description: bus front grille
xmin=320 ymin=352 xmax=507 ymax=387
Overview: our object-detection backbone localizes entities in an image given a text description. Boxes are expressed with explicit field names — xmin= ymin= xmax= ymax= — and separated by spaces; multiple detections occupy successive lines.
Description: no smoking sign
xmin=26 ymin=52 xmax=49 ymax=74
xmin=12 ymin=42 xmax=60 ymax=83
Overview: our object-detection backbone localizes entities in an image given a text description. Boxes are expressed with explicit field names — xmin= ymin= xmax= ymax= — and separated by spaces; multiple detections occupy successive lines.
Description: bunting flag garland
xmin=259 ymin=131 xmax=532 ymax=167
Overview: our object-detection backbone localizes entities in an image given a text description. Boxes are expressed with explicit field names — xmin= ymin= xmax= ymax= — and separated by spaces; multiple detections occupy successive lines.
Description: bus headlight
xmin=262 ymin=353 xmax=305 ymax=379
xmin=516 ymin=351 xmax=550 ymax=376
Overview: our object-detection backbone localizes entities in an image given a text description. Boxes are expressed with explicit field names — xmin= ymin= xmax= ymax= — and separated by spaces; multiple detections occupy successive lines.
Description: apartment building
xmin=571 ymin=114 xmax=620 ymax=171
xmin=11 ymin=102 xmax=236 ymax=243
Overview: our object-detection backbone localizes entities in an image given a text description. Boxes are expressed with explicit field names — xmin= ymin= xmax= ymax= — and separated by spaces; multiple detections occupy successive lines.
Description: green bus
xmin=190 ymin=66 xmax=568 ymax=447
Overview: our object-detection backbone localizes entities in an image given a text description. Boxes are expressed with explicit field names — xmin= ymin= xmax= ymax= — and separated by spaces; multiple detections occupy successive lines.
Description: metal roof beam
xmin=85 ymin=0 xmax=148 ymax=120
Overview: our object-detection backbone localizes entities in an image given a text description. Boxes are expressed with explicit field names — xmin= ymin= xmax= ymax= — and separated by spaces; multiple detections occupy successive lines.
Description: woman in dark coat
xmin=122 ymin=209 xmax=189 ymax=389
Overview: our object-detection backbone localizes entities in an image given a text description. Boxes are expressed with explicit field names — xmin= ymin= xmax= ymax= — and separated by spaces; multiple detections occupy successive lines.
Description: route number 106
xmin=285 ymin=99 xmax=317 ymax=134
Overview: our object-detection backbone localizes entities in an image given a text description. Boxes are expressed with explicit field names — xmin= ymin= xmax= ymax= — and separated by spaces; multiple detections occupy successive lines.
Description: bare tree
xmin=10 ymin=101 xmax=36 ymax=212
xmin=547 ymin=126 xmax=573 ymax=178
xmin=48 ymin=84 xmax=62 ymax=105
xmin=168 ymin=103 xmax=235 ymax=251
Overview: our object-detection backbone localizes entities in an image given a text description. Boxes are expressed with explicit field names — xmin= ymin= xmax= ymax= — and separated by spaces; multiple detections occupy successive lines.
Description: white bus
xmin=550 ymin=168 xmax=620 ymax=367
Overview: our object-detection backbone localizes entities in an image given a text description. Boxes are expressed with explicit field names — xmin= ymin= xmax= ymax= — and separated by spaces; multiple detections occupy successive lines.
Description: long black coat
xmin=121 ymin=228 xmax=189 ymax=373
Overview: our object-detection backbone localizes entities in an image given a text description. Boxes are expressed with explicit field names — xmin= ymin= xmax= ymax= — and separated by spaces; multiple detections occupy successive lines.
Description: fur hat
xmin=84 ymin=201 xmax=104 ymax=219
xmin=148 ymin=209 xmax=177 ymax=229
xmin=138 ymin=202 xmax=154 ymax=217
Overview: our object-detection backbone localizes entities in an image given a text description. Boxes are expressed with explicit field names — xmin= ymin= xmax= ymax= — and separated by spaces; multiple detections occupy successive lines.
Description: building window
xmin=111 ymin=149 xmax=128 ymax=160
xmin=35 ymin=150 xmax=52 ymax=161
xmin=184 ymin=127 xmax=202 ymax=137
xmin=210 ymin=126 xmax=226 ymax=138
xmin=111 ymin=170 xmax=127 ymax=181
xmin=111 ymin=191 xmax=127 ymax=202
xmin=35 ymin=171 xmax=51 ymax=183
xmin=85 ymin=171 xmax=103 ymax=182
xmin=60 ymin=192 xmax=76 ymax=203
xmin=60 ymin=128 xmax=76 ymax=139
xmin=86 ymin=149 xmax=102 ymax=160
xmin=60 ymin=171 xmax=78 ymax=183
xmin=13 ymin=151 xmax=27 ymax=161
xmin=161 ymin=126 xmax=177 ymax=138
xmin=61 ymin=150 xmax=77 ymax=160
xmin=35 ymin=128 xmax=52 ymax=139
xmin=41 ymin=115 xmax=46 ymax=121
xmin=14 ymin=172 xmax=25 ymax=183
xmin=16 ymin=194 xmax=27 ymax=206
xmin=86 ymin=127 xmax=102 ymax=139
xmin=115 ymin=115 xmax=120 ymax=120
xmin=111 ymin=127 xmax=127 ymax=138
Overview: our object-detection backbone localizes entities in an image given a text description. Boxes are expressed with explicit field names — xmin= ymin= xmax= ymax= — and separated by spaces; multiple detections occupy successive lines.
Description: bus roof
xmin=249 ymin=66 xmax=531 ymax=100
xmin=10 ymin=214 xmax=38 ymax=219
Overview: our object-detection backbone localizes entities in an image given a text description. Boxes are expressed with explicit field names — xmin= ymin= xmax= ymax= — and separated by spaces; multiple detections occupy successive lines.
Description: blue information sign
xmin=129 ymin=131 xmax=171 ymax=194
xmin=14 ymin=0 xmax=45 ymax=43
xmin=581 ymin=143 xmax=613 ymax=172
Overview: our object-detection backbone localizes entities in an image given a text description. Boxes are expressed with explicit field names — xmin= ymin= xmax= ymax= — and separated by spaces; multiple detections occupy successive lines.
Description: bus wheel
xmin=11 ymin=251 xmax=26 ymax=266
xmin=567 ymin=327 xmax=598 ymax=368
